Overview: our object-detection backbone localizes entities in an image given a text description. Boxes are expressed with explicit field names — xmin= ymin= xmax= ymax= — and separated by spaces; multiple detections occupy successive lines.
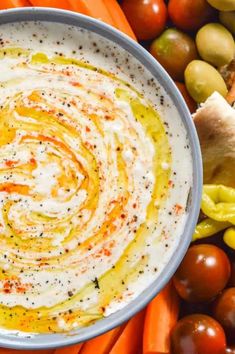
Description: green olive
xmin=185 ymin=60 xmax=228 ymax=103
xmin=207 ymin=0 xmax=235 ymax=11
xmin=196 ymin=23 xmax=235 ymax=67
xmin=220 ymin=11 xmax=235 ymax=35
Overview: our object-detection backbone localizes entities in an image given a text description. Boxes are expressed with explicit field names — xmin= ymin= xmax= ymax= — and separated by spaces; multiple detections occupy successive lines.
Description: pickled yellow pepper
xmin=193 ymin=185 xmax=235 ymax=249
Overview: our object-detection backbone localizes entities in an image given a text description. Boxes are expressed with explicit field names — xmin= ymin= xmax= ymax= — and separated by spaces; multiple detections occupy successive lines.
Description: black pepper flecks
xmin=92 ymin=277 xmax=100 ymax=289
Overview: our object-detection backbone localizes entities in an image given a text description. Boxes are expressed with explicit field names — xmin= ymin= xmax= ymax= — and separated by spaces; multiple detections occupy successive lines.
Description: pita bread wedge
xmin=193 ymin=92 xmax=235 ymax=187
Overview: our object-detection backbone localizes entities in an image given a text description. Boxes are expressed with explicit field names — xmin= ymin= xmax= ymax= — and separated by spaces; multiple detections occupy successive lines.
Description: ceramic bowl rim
xmin=0 ymin=7 xmax=203 ymax=350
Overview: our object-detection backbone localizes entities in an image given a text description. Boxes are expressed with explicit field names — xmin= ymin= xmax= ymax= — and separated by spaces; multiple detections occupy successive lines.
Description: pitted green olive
xmin=207 ymin=0 xmax=235 ymax=11
xmin=185 ymin=60 xmax=228 ymax=103
xmin=196 ymin=23 xmax=235 ymax=67
xmin=220 ymin=11 xmax=235 ymax=35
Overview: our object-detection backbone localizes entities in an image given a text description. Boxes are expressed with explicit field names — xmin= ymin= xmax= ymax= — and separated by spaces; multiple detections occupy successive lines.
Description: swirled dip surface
xmin=0 ymin=22 xmax=192 ymax=334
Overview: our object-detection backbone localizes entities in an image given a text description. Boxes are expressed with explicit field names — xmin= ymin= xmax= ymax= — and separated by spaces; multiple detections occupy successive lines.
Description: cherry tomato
xmin=173 ymin=244 xmax=231 ymax=302
xmin=168 ymin=0 xmax=216 ymax=31
xmin=213 ymin=288 xmax=235 ymax=339
xmin=171 ymin=314 xmax=226 ymax=354
xmin=122 ymin=0 xmax=167 ymax=41
xmin=175 ymin=82 xmax=197 ymax=113
xmin=150 ymin=28 xmax=198 ymax=81
xmin=226 ymin=346 xmax=235 ymax=354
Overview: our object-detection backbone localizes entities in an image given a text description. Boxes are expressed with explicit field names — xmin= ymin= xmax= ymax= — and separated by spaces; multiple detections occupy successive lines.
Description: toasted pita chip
xmin=193 ymin=92 xmax=235 ymax=187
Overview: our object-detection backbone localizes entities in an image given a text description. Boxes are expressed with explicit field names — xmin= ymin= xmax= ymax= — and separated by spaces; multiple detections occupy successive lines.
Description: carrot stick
xmin=143 ymin=282 xmax=180 ymax=354
xmin=109 ymin=310 xmax=146 ymax=354
xmin=0 ymin=0 xmax=30 ymax=8
xmin=54 ymin=343 xmax=83 ymax=354
xmin=0 ymin=350 xmax=53 ymax=354
xmin=102 ymin=0 xmax=136 ymax=40
xmin=63 ymin=0 xmax=91 ymax=16
xmin=68 ymin=0 xmax=115 ymax=27
xmin=29 ymin=0 xmax=72 ymax=9
xmin=0 ymin=344 xmax=81 ymax=354
xmin=80 ymin=325 xmax=124 ymax=354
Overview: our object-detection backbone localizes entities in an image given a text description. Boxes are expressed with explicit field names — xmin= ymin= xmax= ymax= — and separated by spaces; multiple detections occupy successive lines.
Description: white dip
xmin=0 ymin=21 xmax=192 ymax=334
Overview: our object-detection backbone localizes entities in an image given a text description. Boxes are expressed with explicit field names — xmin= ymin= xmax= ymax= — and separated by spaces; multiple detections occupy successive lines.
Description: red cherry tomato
xmin=150 ymin=28 xmax=198 ymax=81
xmin=171 ymin=314 xmax=226 ymax=354
xmin=226 ymin=346 xmax=235 ymax=354
xmin=122 ymin=0 xmax=167 ymax=40
xmin=213 ymin=288 xmax=235 ymax=339
xmin=173 ymin=244 xmax=231 ymax=302
xmin=168 ymin=0 xmax=216 ymax=31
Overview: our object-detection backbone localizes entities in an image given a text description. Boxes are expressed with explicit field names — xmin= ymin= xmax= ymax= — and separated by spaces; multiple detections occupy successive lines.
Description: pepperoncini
xmin=193 ymin=185 xmax=235 ymax=249
xmin=223 ymin=227 xmax=235 ymax=249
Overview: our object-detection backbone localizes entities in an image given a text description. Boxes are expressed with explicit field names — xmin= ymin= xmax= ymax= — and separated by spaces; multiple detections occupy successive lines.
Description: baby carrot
xmin=102 ymin=0 xmax=136 ymax=40
xmin=81 ymin=325 xmax=124 ymax=354
xmin=29 ymin=0 xmax=72 ymax=9
xmin=109 ymin=310 xmax=145 ymax=354
xmin=143 ymin=282 xmax=180 ymax=354
xmin=0 ymin=0 xmax=30 ymax=9
xmin=0 ymin=350 xmax=53 ymax=354
xmin=68 ymin=0 xmax=115 ymax=27
xmin=54 ymin=343 xmax=83 ymax=354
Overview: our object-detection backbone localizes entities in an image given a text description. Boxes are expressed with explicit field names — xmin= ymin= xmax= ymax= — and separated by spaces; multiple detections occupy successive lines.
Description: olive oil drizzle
xmin=0 ymin=49 xmax=171 ymax=333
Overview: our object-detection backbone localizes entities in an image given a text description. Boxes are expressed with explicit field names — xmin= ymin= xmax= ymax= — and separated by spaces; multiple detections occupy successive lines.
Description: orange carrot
xmin=29 ymin=0 xmax=72 ymax=9
xmin=0 ymin=345 xmax=81 ymax=354
xmin=54 ymin=343 xmax=83 ymax=354
xmin=0 ymin=350 xmax=53 ymax=354
xmin=0 ymin=0 xmax=30 ymax=9
xmin=68 ymin=0 xmax=115 ymax=27
xmin=143 ymin=282 xmax=180 ymax=354
xmin=109 ymin=310 xmax=146 ymax=354
xmin=62 ymin=0 xmax=90 ymax=15
xmin=80 ymin=325 xmax=124 ymax=354
xmin=102 ymin=0 xmax=136 ymax=40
